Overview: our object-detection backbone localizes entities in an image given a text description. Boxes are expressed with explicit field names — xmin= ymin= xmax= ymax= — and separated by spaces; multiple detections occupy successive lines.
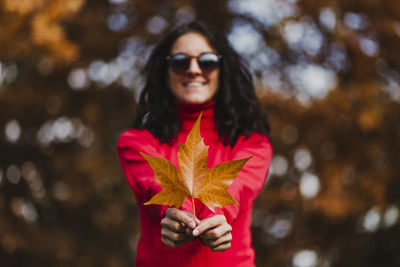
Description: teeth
xmin=184 ymin=82 xmax=204 ymax=86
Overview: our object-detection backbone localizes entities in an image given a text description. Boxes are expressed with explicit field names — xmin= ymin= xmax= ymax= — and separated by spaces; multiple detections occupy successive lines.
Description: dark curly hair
xmin=134 ymin=21 xmax=270 ymax=146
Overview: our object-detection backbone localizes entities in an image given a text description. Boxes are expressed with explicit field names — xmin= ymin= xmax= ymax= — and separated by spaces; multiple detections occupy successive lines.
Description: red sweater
xmin=117 ymin=101 xmax=273 ymax=267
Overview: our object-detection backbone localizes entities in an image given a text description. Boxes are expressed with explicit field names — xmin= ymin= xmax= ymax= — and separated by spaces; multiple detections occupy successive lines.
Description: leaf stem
xmin=192 ymin=197 xmax=197 ymax=220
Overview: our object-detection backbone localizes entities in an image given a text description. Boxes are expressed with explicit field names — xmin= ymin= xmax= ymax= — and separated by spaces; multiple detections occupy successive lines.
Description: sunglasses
xmin=166 ymin=52 xmax=221 ymax=75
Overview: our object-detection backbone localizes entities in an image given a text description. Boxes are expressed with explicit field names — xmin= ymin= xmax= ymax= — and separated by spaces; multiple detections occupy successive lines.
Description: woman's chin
xmin=178 ymin=97 xmax=210 ymax=105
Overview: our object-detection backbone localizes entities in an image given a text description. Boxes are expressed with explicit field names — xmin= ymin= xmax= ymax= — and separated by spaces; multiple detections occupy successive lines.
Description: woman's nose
xmin=186 ymin=58 xmax=202 ymax=75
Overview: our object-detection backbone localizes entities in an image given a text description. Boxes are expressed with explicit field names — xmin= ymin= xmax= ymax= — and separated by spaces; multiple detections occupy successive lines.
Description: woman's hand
xmin=192 ymin=214 xmax=232 ymax=252
xmin=161 ymin=208 xmax=198 ymax=248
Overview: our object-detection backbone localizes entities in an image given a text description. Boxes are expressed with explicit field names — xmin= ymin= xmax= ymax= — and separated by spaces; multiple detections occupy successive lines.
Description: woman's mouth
xmin=183 ymin=81 xmax=206 ymax=87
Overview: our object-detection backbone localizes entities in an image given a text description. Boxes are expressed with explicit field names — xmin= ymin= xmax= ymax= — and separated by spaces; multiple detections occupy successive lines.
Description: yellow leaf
xmin=197 ymin=157 xmax=250 ymax=211
xmin=140 ymin=153 xmax=191 ymax=208
xmin=141 ymin=113 xmax=251 ymax=215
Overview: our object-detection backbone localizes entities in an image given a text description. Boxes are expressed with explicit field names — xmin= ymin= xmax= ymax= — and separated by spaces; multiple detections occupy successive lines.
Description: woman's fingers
xmin=192 ymin=214 xmax=233 ymax=251
xmin=161 ymin=225 xmax=195 ymax=248
xmin=161 ymin=218 xmax=196 ymax=248
xmin=200 ymin=230 xmax=232 ymax=251
xmin=161 ymin=227 xmax=189 ymax=242
xmin=192 ymin=215 xmax=231 ymax=237
xmin=161 ymin=208 xmax=197 ymax=248
xmin=161 ymin=216 xmax=185 ymax=233
xmin=161 ymin=236 xmax=178 ymax=248
xmin=210 ymin=239 xmax=231 ymax=252
xmin=204 ymin=232 xmax=232 ymax=249
xmin=165 ymin=208 xmax=196 ymax=229
xmin=161 ymin=208 xmax=234 ymax=249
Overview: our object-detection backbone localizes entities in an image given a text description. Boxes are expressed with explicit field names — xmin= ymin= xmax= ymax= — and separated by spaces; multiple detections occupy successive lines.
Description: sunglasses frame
xmin=166 ymin=52 xmax=222 ymax=75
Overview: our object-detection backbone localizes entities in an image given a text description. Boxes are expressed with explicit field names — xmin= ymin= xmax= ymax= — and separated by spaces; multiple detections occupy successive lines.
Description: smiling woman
xmin=117 ymin=21 xmax=273 ymax=267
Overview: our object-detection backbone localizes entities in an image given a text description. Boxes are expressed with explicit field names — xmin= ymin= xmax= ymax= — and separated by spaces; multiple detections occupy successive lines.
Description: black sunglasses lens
xmin=198 ymin=53 xmax=220 ymax=73
xmin=168 ymin=53 xmax=220 ymax=74
xmin=169 ymin=54 xmax=190 ymax=74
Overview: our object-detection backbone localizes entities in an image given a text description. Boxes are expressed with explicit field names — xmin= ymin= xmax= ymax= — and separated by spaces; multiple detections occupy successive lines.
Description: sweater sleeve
xmin=117 ymin=129 xmax=169 ymax=219
xmin=213 ymin=133 xmax=273 ymax=224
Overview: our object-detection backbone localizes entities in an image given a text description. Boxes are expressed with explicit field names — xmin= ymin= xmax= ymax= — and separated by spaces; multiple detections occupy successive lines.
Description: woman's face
xmin=168 ymin=32 xmax=219 ymax=104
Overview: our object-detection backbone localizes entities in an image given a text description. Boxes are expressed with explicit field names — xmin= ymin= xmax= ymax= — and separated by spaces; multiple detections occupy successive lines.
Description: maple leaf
xmin=140 ymin=113 xmax=251 ymax=216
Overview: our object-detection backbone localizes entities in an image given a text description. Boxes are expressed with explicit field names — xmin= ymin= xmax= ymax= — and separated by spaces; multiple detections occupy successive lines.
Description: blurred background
xmin=1 ymin=0 xmax=400 ymax=266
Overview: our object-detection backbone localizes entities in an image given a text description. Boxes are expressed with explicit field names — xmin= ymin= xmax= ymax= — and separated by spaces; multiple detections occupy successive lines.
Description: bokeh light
xmin=319 ymin=8 xmax=336 ymax=30
xmin=270 ymin=155 xmax=289 ymax=176
xmin=294 ymin=148 xmax=312 ymax=171
xmin=37 ymin=57 xmax=54 ymax=76
xmin=108 ymin=12 xmax=129 ymax=32
xmin=6 ymin=165 xmax=21 ymax=185
xmin=36 ymin=117 xmax=95 ymax=147
xmin=228 ymin=0 xmax=298 ymax=27
xmin=22 ymin=161 xmax=46 ymax=200
xmin=358 ymin=36 xmax=379 ymax=57
xmin=10 ymin=198 xmax=38 ymax=223
xmin=287 ymin=64 xmax=338 ymax=102
xmin=344 ymin=12 xmax=368 ymax=30
xmin=0 ymin=62 xmax=18 ymax=87
xmin=52 ymin=182 xmax=71 ymax=201
xmin=299 ymin=172 xmax=320 ymax=199
xmin=293 ymin=249 xmax=318 ymax=267
xmin=174 ymin=6 xmax=196 ymax=25
xmin=228 ymin=23 xmax=263 ymax=56
xmin=363 ymin=207 xmax=381 ymax=232
xmin=268 ymin=217 xmax=292 ymax=239
xmin=5 ymin=120 xmax=21 ymax=143
xmin=383 ymin=206 xmax=399 ymax=228
xmin=147 ymin=16 xmax=168 ymax=35
xmin=281 ymin=124 xmax=298 ymax=145
xmin=326 ymin=43 xmax=348 ymax=72
xmin=108 ymin=0 xmax=127 ymax=4
xmin=68 ymin=68 xmax=91 ymax=90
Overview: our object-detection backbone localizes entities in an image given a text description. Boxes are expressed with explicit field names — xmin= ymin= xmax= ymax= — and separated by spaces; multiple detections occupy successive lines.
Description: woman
xmin=117 ymin=21 xmax=273 ymax=267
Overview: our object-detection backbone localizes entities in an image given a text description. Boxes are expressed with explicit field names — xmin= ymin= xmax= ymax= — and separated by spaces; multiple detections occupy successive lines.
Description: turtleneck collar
xmin=176 ymin=101 xmax=217 ymax=135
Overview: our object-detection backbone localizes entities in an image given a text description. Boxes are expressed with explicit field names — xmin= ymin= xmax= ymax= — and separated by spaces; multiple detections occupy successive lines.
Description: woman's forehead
xmin=170 ymin=32 xmax=216 ymax=55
